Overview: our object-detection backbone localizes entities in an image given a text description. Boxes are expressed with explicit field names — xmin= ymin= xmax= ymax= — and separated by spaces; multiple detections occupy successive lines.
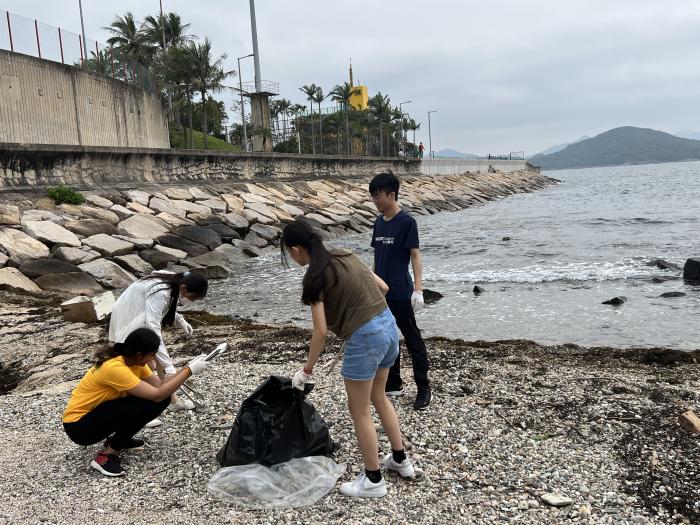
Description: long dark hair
xmin=280 ymin=219 xmax=349 ymax=305
xmin=141 ymin=271 xmax=208 ymax=326
xmin=94 ymin=328 xmax=160 ymax=368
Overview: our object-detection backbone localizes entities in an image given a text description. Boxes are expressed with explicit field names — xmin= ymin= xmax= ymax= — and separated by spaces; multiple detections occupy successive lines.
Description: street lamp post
xmin=428 ymin=110 xmax=437 ymax=158
xmin=78 ymin=0 xmax=87 ymax=66
xmin=238 ymin=53 xmax=254 ymax=151
xmin=399 ymin=100 xmax=411 ymax=157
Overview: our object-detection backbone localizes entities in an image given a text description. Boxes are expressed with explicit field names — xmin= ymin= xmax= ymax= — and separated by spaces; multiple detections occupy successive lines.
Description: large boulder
xmin=61 ymin=291 xmax=115 ymax=322
xmin=232 ymin=239 xmax=262 ymax=257
xmin=198 ymin=198 xmax=227 ymax=213
xmin=139 ymin=249 xmax=179 ymax=270
xmin=114 ymin=254 xmax=155 ymax=276
xmin=150 ymin=197 xmax=186 ymax=217
xmin=215 ymin=243 xmax=254 ymax=264
xmin=189 ymin=187 xmax=216 ymax=201
xmin=171 ymin=200 xmax=212 ymax=215
xmin=85 ymin=194 xmax=114 ymax=209
xmin=0 ymin=253 xmax=7 ymax=268
xmin=154 ymin=244 xmax=188 ymax=260
xmin=0 ymin=227 xmax=50 ymax=263
xmin=683 ymin=257 xmax=700 ymax=285
xmin=78 ymin=259 xmax=136 ymax=289
xmin=243 ymin=231 xmax=268 ymax=248
xmin=206 ymin=223 xmax=241 ymax=242
xmin=155 ymin=212 xmax=192 ymax=228
xmin=124 ymin=189 xmax=151 ymax=206
xmin=18 ymin=259 xmax=80 ymax=278
xmin=22 ymin=221 xmax=81 ymax=247
xmin=126 ymin=202 xmax=155 ymax=215
xmin=62 ymin=219 xmax=118 ymax=237
xmin=35 ymin=272 xmax=104 ymax=296
xmin=59 ymin=204 xmax=120 ymax=225
xmin=250 ymin=223 xmax=282 ymax=242
xmin=21 ymin=209 xmax=62 ymax=223
xmin=243 ymin=209 xmax=275 ymax=226
xmin=52 ymin=246 xmax=101 ymax=265
xmin=0 ymin=267 xmax=41 ymax=293
xmin=163 ymin=187 xmax=193 ymax=201
xmin=244 ymin=202 xmax=278 ymax=221
xmin=156 ymin=234 xmax=208 ymax=257
xmin=0 ymin=204 xmax=20 ymax=225
xmin=172 ymin=225 xmax=222 ymax=251
xmin=109 ymin=204 xmax=134 ymax=221
xmin=190 ymin=213 xmax=224 ymax=226
xmin=183 ymin=251 xmax=231 ymax=279
xmin=222 ymin=212 xmax=249 ymax=231
xmin=117 ymin=214 xmax=169 ymax=239
xmin=82 ymin=234 xmax=135 ymax=257
xmin=221 ymin=194 xmax=245 ymax=213
xmin=113 ymin=235 xmax=153 ymax=250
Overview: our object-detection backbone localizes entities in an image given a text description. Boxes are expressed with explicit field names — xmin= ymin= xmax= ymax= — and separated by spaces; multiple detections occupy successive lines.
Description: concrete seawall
xmin=0 ymin=144 xmax=421 ymax=191
xmin=0 ymin=50 xmax=169 ymax=148
xmin=421 ymin=158 xmax=540 ymax=175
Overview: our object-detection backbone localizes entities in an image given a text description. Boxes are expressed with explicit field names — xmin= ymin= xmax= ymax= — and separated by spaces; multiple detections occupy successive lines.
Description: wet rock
xmin=18 ymin=259 xmax=80 ymax=278
xmin=139 ymin=249 xmax=178 ymax=270
xmin=61 ymin=291 xmax=115 ymax=322
xmin=190 ymin=264 xmax=229 ymax=280
xmin=0 ymin=204 xmax=20 ymax=225
xmin=117 ymin=214 xmax=168 ymax=239
xmin=52 ymin=246 xmax=101 ymax=265
xmin=113 ymin=254 xmax=154 ymax=276
xmin=206 ymin=223 xmax=241 ymax=242
xmin=0 ymin=267 xmax=41 ymax=293
xmin=540 ymin=493 xmax=573 ymax=507
xmin=651 ymin=276 xmax=677 ymax=283
xmin=683 ymin=257 xmax=700 ymax=285
xmin=82 ymin=234 xmax=134 ymax=257
xmin=244 ymin=231 xmax=269 ymax=248
xmin=35 ymin=271 xmax=103 ymax=295
xmin=473 ymin=285 xmax=485 ymax=295
xmin=78 ymin=259 xmax=136 ymax=289
xmin=214 ymin=244 xmax=253 ymax=264
xmin=502 ymin=236 xmax=511 ymax=241
xmin=423 ymin=289 xmax=443 ymax=304
xmin=156 ymin=234 xmax=209 ymax=258
xmin=172 ymin=225 xmax=222 ymax=251
xmin=23 ymin=221 xmax=81 ymax=248
xmin=62 ymin=219 xmax=118 ymax=237
xmin=232 ymin=239 xmax=262 ymax=257
xmin=647 ymin=259 xmax=680 ymax=271
xmin=602 ymin=296 xmax=627 ymax=306
xmin=660 ymin=291 xmax=686 ymax=298
xmin=250 ymin=223 xmax=282 ymax=242
xmin=0 ymin=227 xmax=50 ymax=263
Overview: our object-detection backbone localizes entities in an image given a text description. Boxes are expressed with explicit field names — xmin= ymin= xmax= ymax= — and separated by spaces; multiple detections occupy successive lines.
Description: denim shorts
xmin=341 ymin=308 xmax=400 ymax=381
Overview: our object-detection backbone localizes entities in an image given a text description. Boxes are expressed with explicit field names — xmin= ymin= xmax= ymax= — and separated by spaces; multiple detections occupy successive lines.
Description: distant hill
xmin=532 ymin=126 xmax=700 ymax=170
xmin=675 ymin=129 xmax=700 ymax=140
xmin=434 ymin=148 xmax=479 ymax=159
xmin=532 ymin=135 xmax=590 ymax=158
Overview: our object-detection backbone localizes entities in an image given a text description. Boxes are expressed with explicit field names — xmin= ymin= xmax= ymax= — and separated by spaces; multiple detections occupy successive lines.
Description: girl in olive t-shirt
xmin=280 ymin=219 xmax=416 ymax=498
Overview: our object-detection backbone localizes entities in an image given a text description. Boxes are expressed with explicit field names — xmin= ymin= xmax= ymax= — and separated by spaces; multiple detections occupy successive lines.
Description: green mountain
xmin=532 ymin=126 xmax=700 ymax=170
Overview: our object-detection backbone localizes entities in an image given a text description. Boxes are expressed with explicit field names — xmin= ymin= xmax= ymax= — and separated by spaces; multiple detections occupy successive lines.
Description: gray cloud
xmin=4 ymin=0 xmax=700 ymax=155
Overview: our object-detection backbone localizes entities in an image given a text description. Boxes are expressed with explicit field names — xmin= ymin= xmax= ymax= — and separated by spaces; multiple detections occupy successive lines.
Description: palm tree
xmin=104 ymin=13 xmax=152 ymax=65
xmin=188 ymin=38 xmax=235 ymax=149
xmin=289 ymin=104 xmax=307 ymax=149
xmin=369 ymin=92 xmax=392 ymax=156
xmin=251 ymin=125 xmax=273 ymax=151
xmin=312 ymin=86 xmax=326 ymax=154
xmin=277 ymin=98 xmax=292 ymax=141
xmin=163 ymin=45 xmax=196 ymax=148
xmin=330 ymin=82 xmax=353 ymax=155
xmin=299 ymin=84 xmax=318 ymax=154
xmin=143 ymin=12 xmax=192 ymax=52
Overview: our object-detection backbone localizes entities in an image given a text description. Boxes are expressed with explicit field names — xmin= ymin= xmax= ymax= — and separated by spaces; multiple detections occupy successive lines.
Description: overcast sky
xmin=4 ymin=0 xmax=700 ymax=155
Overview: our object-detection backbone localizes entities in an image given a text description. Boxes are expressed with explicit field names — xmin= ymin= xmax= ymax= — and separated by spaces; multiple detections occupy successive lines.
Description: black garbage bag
xmin=216 ymin=375 xmax=335 ymax=467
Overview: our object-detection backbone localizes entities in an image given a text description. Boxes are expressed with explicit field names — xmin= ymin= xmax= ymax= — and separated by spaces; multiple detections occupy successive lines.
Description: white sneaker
xmin=385 ymin=389 xmax=405 ymax=397
xmin=339 ymin=473 xmax=387 ymax=498
xmin=145 ymin=418 xmax=162 ymax=428
xmin=168 ymin=398 xmax=195 ymax=412
xmin=383 ymin=453 xmax=415 ymax=478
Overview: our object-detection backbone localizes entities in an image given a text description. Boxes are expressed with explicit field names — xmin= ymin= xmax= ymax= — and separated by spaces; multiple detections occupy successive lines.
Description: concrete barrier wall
xmin=420 ymin=158 xmax=540 ymax=175
xmin=0 ymin=144 xmax=421 ymax=190
xmin=0 ymin=50 xmax=169 ymax=148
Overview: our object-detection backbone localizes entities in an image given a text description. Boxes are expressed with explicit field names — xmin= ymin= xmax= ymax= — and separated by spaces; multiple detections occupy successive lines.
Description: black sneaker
xmin=413 ymin=388 xmax=432 ymax=410
xmin=106 ymin=436 xmax=145 ymax=452
xmin=90 ymin=453 xmax=125 ymax=477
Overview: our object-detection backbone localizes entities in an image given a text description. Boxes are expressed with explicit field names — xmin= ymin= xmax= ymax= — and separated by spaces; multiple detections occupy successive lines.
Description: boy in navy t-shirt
xmin=369 ymin=172 xmax=431 ymax=410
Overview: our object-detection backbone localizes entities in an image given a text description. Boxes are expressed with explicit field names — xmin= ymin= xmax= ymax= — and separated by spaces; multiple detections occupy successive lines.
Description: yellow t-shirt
xmin=62 ymin=356 xmax=153 ymax=423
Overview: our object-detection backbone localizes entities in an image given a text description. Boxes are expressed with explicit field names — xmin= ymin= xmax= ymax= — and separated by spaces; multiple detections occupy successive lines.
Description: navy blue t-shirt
xmin=371 ymin=210 xmax=419 ymax=301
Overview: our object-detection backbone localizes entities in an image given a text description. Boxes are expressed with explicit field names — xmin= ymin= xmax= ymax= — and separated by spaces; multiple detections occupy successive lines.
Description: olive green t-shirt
xmin=319 ymin=249 xmax=387 ymax=339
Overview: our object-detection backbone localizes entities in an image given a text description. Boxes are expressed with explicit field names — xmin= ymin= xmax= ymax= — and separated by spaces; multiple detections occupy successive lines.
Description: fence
xmin=421 ymin=158 xmax=539 ymax=175
xmin=0 ymin=10 xmax=157 ymax=94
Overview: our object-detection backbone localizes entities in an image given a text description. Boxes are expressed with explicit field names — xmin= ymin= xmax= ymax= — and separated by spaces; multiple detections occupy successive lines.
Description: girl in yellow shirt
xmin=63 ymin=328 xmax=211 ymax=477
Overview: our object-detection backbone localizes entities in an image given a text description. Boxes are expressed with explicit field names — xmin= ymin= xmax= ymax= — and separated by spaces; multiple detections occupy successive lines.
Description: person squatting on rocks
xmin=369 ymin=172 xmax=432 ymax=410
xmin=62 ymin=328 xmax=212 ymax=477
xmin=281 ymin=219 xmax=415 ymax=498
xmin=109 ymin=271 xmax=208 ymax=418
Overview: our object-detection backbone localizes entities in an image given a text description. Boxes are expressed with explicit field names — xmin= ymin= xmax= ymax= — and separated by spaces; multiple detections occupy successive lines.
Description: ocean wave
xmin=427 ymin=260 xmax=673 ymax=284
xmin=582 ymin=217 xmax=671 ymax=226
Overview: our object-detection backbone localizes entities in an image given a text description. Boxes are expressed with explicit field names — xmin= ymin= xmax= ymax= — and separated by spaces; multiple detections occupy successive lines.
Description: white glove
xmin=176 ymin=316 xmax=194 ymax=337
xmin=411 ymin=290 xmax=424 ymax=311
xmin=186 ymin=354 xmax=211 ymax=376
xmin=292 ymin=368 xmax=312 ymax=390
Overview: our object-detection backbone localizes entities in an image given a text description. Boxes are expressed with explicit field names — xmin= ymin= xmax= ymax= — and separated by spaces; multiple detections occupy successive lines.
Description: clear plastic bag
xmin=207 ymin=456 xmax=346 ymax=509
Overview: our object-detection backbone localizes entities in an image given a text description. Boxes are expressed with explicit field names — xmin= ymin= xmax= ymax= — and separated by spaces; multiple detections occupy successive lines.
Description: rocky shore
xmin=0 ymin=288 xmax=698 ymax=525
xmin=0 ymin=170 xmax=554 ymax=296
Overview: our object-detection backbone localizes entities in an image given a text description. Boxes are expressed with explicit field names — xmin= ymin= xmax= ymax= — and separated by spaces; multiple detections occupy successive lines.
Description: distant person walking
xmin=418 ymin=142 xmax=425 ymax=158
xmin=369 ymin=172 xmax=431 ymax=410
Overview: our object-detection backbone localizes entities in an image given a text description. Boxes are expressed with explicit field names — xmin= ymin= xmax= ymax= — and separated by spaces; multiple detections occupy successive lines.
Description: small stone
xmin=473 ymin=285 xmax=485 ymax=295
xmin=602 ymin=296 xmax=626 ymax=306
xmin=540 ymin=493 xmax=573 ymax=507
xmin=528 ymin=500 xmax=540 ymax=509
xmin=61 ymin=292 xmax=115 ymax=322
xmin=517 ymin=501 xmax=529 ymax=510
xmin=0 ymin=204 xmax=20 ymax=225
xmin=659 ymin=291 xmax=685 ymax=298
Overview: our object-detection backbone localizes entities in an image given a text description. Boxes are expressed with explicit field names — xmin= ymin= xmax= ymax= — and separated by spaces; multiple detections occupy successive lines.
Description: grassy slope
xmin=169 ymin=128 xmax=241 ymax=152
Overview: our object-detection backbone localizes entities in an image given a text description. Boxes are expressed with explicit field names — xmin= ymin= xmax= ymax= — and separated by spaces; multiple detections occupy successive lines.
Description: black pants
xmin=386 ymin=299 xmax=430 ymax=390
xmin=63 ymin=396 xmax=169 ymax=450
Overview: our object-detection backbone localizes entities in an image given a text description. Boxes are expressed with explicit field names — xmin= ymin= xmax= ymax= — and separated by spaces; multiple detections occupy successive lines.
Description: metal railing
xmin=0 ymin=10 xmax=157 ymax=94
xmin=240 ymin=79 xmax=279 ymax=95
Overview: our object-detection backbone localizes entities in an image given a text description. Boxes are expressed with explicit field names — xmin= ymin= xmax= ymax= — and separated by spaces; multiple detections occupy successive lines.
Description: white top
xmin=108 ymin=277 xmax=184 ymax=375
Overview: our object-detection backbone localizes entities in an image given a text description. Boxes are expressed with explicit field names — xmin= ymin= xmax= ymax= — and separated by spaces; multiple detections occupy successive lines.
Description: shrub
xmin=47 ymin=184 xmax=85 ymax=205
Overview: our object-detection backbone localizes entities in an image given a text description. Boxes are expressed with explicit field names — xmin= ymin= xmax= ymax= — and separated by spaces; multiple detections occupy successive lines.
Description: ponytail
xmin=280 ymin=219 xmax=349 ymax=305
xmin=95 ymin=328 xmax=160 ymax=368
xmin=140 ymin=271 xmax=208 ymax=326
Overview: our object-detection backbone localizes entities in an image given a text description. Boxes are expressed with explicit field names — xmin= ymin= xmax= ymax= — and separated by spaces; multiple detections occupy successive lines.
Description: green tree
xmin=369 ymin=92 xmax=392 ymax=156
xmin=277 ymin=98 xmax=291 ymax=141
xmin=312 ymin=86 xmax=326 ymax=154
xmin=142 ymin=12 xmax=193 ymax=51
xmin=330 ymin=82 xmax=353 ymax=155
xmin=188 ymin=38 xmax=234 ymax=149
xmin=299 ymin=84 xmax=318 ymax=154
xmin=104 ymin=13 xmax=152 ymax=65
xmin=163 ymin=44 xmax=196 ymax=148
